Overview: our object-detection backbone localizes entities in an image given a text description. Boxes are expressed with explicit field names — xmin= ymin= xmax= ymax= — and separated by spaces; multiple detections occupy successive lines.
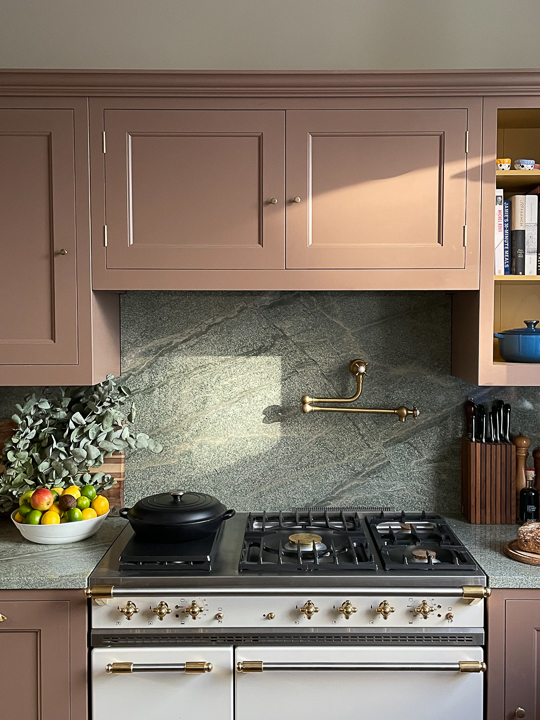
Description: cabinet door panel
xmin=286 ymin=109 xmax=469 ymax=270
xmin=103 ymin=109 xmax=285 ymax=270
xmin=505 ymin=599 xmax=540 ymax=719
xmin=0 ymin=600 xmax=71 ymax=720
xmin=0 ymin=109 xmax=78 ymax=363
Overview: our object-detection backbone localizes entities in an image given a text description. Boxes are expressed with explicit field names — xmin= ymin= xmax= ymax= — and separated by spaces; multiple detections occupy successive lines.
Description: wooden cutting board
xmin=504 ymin=539 xmax=540 ymax=566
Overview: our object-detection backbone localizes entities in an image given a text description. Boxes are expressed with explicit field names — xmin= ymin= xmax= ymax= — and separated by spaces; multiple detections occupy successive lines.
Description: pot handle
xmin=119 ymin=508 xmax=129 ymax=519
xmin=223 ymin=509 xmax=236 ymax=521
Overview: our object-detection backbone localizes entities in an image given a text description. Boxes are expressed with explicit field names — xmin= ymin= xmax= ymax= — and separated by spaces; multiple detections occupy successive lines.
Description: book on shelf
xmin=525 ymin=195 xmax=538 ymax=275
xmin=503 ymin=199 xmax=511 ymax=274
xmin=494 ymin=189 xmax=504 ymax=275
xmin=511 ymin=194 xmax=526 ymax=275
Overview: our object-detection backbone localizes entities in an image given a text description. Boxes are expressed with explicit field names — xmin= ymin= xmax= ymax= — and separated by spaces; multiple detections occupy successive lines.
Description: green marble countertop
xmin=447 ymin=516 xmax=540 ymax=589
xmin=0 ymin=515 xmax=126 ymax=590
xmin=0 ymin=512 xmax=538 ymax=591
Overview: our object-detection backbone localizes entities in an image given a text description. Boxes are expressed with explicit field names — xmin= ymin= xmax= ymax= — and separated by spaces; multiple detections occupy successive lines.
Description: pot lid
xmin=129 ymin=490 xmax=228 ymax=525
xmin=496 ymin=320 xmax=540 ymax=335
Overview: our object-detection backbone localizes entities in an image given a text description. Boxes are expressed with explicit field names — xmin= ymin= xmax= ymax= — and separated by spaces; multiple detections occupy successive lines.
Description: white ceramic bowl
xmin=11 ymin=509 xmax=109 ymax=544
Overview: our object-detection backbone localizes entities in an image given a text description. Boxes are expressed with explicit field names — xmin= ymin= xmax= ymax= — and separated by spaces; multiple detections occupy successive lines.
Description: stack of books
xmin=495 ymin=190 xmax=539 ymax=275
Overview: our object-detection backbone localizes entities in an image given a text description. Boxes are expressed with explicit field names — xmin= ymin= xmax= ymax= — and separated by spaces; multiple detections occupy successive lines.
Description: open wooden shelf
xmin=496 ymin=169 xmax=540 ymax=189
xmin=494 ymin=275 xmax=540 ymax=282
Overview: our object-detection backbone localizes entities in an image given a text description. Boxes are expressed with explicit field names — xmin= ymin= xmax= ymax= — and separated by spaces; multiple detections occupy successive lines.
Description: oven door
xmin=235 ymin=646 xmax=484 ymax=720
xmin=92 ymin=647 xmax=233 ymax=720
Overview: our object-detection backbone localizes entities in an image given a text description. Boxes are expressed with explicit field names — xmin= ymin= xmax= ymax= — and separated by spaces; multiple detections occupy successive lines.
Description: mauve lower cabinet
xmin=0 ymin=98 xmax=119 ymax=386
xmin=0 ymin=589 xmax=87 ymax=720
xmin=487 ymin=589 xmax=540 ymax=719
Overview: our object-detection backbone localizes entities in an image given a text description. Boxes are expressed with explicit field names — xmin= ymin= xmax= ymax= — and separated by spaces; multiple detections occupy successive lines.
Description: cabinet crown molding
xmin=2 ymin=68 xmax=540 ymax=97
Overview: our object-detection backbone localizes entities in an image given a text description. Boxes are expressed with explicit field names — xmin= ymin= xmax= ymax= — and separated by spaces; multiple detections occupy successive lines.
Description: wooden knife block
xmin=461 ymin=437 xmax=516 ymax=524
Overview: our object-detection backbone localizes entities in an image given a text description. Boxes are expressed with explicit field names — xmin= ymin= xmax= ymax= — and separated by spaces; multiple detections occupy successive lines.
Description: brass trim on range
xmin=236 ymin=661 xmax=487 ymax=673
xmin=85 ymin=586 xmax=114 ymax=599
xmin=106 ymin=662 xmax=213 ymax=674
xmin=0 ymin=613 xmax=7 ymax=622
xmin=414 ymin=599 xmax=436 ymax=620
xmin=299 ymin=600 xmax=319 ymax=620
xmin=301 ymin=359 xmax=419 ymax=422
xmin=462 ymin=586 xmax=491 ymax=605
xmin=375 ymin=600 xmax=395 ymax=620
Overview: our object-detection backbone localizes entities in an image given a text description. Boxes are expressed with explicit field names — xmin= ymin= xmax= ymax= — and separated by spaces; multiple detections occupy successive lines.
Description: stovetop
xmin=90 ymin=510 xmax=486 ymax=590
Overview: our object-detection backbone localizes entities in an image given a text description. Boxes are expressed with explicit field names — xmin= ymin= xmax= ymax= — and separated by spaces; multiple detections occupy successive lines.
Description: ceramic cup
xmin=497 ymin=158 xmax=512 ymax=170
xmin=514 ymin=159 xmax=535 ymax=170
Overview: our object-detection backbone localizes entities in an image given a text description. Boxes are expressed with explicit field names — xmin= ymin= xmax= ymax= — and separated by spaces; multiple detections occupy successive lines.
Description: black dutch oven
xmin=119 ymin=491 xmax=235 ymax=543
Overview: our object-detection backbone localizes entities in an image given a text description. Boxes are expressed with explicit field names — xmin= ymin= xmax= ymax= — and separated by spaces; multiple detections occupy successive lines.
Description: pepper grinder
xmin=514 ymin=434 xmax=531 ymax=508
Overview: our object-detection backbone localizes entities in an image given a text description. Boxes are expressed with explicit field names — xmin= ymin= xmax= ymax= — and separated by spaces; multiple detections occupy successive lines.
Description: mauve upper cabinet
xmin=0 ymin=98 xmax=119 ymax=386
xmin=90 ymin=96 xmax=481 ymax=291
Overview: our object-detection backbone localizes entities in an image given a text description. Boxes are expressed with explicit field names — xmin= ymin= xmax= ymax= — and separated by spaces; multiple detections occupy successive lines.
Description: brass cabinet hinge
xmin=104 ymin=225 xmax=108 ymax=247
xmin=465 ymin=130 xmax=469 ymax=153
xmin=102 ymin=131 xmax=106 ymax=153
xmin=463 ymin=225 xmax=467 ymax=248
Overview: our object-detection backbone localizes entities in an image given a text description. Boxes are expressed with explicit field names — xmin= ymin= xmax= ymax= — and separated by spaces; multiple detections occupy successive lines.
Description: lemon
xmin=62 ymin=485 xmax=81 ymax=499
xmin=13 ymin=512 xmax=24 ymax=523
xmin=41 ymin=510 xmax=60 ymax=525
xmin=91 ymin=496 xmax=109 ymax=516
xmin=51 ymin=487 xmax=64 ymax=498
xmin=50 ymin=502 xmax=62 ymax=514
xmin=81 ymin=508 xmax=98 ymax=521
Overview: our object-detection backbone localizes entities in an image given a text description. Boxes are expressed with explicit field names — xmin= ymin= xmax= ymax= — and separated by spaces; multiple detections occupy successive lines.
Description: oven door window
xmin=235 ymin=646 xmax=483 ymax=720
xmin=92 ymin=647 xmax=233 ymax=720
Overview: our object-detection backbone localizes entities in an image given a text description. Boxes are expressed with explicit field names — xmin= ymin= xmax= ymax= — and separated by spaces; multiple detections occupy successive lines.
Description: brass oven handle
xmin=106 ymin=662 xmax=213 ymax=674
xmin=236 ymin=661 xmax=486 ymax=673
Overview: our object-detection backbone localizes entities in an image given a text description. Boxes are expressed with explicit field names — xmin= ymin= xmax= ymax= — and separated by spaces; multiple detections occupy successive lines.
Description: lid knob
xmin=170 ymin=491 xmax=185 ymax=504
xmin=525 ymin=321 xmax=539 ymax=329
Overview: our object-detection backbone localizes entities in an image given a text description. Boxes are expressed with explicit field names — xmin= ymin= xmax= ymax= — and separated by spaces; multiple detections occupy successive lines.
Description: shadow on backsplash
xmin=2 ymin=290 xmax=540 ymax=514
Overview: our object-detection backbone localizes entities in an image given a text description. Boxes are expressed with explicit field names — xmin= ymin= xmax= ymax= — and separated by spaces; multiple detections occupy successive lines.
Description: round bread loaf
xmin=517 ymin=521 xmax=540 ymax=554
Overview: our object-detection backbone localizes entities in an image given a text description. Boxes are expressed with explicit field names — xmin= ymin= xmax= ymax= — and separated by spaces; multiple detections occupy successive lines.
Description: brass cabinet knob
xmin=59 ymin=248 xmax=68 ymax=255
xmin=515 ymin=709 xmax=526 ymax=718
xmin=376 ymin=600 xmax=395 ymax=620
xmin=184 ymin=600 xmax=203 ymax=620
xmin=0 ymin=613 xmax=7 ymax=622
xmin=151 ymin=601 xmax=171 ymax=621
xmin=119 ymin=601 xmax=139 ymax=621
xmin=266 ymin=613 xmax=276 ymax=620
xmin=300 ymin=600 xmax=319 ymax=620
xmin=269 ymin=197 xmax=278 ymax=204
xmin=293 ymin=196 xmax=302 ymax=203
xmin=414 ymin=599 xmax=435 ymax=619
xmin=338 ymin=600 xmax=357 ymax=620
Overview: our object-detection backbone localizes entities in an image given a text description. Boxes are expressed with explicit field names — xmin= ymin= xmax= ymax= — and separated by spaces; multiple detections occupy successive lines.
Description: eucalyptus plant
xmin=0 ymin=376 xmax=161 ymax=512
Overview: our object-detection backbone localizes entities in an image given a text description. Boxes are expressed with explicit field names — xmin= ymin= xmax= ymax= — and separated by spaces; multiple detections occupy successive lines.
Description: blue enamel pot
xmin=494 ymin=320 xmax=540 ymax=362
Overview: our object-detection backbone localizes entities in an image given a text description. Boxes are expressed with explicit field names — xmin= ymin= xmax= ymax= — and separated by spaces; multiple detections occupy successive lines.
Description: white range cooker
xmin=87 ymin=509 xmax=488 ymax=720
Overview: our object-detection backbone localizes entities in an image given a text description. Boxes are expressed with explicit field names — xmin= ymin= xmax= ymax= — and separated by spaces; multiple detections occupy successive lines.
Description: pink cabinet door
xmin=0 ymin=108 xmax=78 ymax=364
xmin=504 ymin=599 xmax=540 ymax=719
xmin=286 ymin=108 xmax=470 ymax=270
xmin=100 ymin=108 xmax=285 ymax=270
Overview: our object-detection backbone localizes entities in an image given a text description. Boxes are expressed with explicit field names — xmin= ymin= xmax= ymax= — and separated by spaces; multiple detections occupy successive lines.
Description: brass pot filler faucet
xmin=301 ymin=359 xmax=419 ymax=422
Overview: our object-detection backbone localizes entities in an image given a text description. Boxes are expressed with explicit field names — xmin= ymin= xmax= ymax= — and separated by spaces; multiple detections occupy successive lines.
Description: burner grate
xmin=239 ymin=509 xmax=378 ymax=573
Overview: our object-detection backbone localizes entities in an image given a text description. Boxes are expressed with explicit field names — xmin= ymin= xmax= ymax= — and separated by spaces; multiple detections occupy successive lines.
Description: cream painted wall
xmin=0 ymin=0 xmax=539 ymax=70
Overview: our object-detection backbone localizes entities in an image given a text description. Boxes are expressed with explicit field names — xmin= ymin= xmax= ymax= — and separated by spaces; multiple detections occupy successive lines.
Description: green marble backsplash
xmin=2 ymin=291 xmax=540 ymax=514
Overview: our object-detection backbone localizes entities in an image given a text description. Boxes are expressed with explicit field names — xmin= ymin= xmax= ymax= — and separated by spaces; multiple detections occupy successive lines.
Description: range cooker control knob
xmin=119 ymin=601 xmax=139 ymax=621
xmin=375 ymin=600 xmax=395 ymax=620
xmin=300 ymin=600 xmax=319 ymax=620
xmin=266 ymin=613 xmax=276 ymax=620
xmin=215 ymin=613 xmax=224 ymax=621
xmin=152 ymin=601 xmax=172 ymax=621
xmin=338 ymin=600 xmax=357 ymax=620
xmin=184 ymin=600 xmax=203 ymax=620
xmin=414 ymin=600 xmax=435 ymax=620
xmin=446 ymin=613 xmax=454 ymax=622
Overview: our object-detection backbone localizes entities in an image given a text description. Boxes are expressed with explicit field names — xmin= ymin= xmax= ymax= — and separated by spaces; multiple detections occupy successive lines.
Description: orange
xmin=81 ymin=508 xmax=98 ymax=521
xmin=62 ymin=485 xmax=81 ymax=499
xmin=41 ymin=510 xmax=60 ymax=525
xmin=91 ymin=495 xmax=109 ymax=516
xmin=13 ymin=511 xmax=24 ymax=523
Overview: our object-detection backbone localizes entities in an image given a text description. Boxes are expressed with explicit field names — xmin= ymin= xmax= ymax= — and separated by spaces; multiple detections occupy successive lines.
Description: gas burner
xmin=367 ymin=512 xmax=477 ymax=572
xmin=411 ymin=549 xmax=440 ymax=564
xmin=286 ymin=533 xmax=327 ymax=553
xmin=239 ymin=510 xmax=378 ymax=573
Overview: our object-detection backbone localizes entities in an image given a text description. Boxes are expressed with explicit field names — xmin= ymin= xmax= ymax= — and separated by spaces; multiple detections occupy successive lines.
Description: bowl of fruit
xmin=11 ymin=485 xmax=110 ymax=544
